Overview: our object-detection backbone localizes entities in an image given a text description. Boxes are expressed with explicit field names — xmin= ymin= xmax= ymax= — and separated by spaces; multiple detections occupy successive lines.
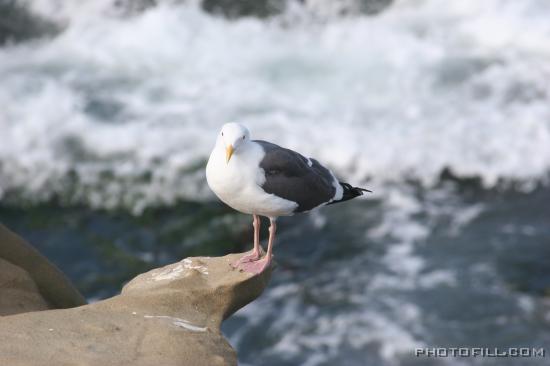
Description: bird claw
xmin=231 ymin=250 xmax=261 ymax=268
xmin=236 ymin=256 xmax=272 ymax=275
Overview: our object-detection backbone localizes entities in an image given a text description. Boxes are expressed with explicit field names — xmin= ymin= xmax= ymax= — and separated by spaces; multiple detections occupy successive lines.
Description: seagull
xmin=206 ymin=123 xmax=371 ymax=274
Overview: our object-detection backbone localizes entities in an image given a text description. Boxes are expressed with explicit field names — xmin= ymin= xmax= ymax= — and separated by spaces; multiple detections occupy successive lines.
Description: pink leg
xmin=231 ymin=215 xmax=261 ymax=267
xmin=238 ymin=217 xmax=276 ymax=275
xmin=265 ymin=218 xmax=276 ymax=260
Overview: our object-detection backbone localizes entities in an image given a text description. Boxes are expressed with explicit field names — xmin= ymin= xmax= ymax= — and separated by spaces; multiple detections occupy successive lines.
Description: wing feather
xmin=254 ymin=140 xmax=337 ymax=212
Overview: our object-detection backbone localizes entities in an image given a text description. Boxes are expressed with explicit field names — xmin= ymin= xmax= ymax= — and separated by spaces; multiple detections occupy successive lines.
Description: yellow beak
xmin=225 ymin=145 xmax=234 ymax=163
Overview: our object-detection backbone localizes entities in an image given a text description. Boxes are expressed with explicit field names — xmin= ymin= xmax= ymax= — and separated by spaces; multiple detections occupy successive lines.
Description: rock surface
xmin=0 ymin=258 xmax=51 ymax=315
xmin=0 ymin=249 xmax=271 ymax=366
xmin=0 ymin=223 xmax=86 ymax=315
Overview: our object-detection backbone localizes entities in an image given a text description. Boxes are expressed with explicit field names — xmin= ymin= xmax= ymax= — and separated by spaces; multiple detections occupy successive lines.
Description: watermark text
xmin=415 ymin=347 xmax=545 ymax=358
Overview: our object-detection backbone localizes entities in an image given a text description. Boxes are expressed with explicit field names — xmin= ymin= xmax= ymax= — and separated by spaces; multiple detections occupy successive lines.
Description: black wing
xmin=254 ymin=140 xmax=337 ymax=213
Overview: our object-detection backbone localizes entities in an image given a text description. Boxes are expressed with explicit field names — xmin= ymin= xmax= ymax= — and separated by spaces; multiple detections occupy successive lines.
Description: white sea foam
xmin=1 ymin=0 xmax=549 ymax=210
xmin=232 ymin=266 xmax=429 ymax=365
xmin=225 ymin=181 xmax=528 ymax=365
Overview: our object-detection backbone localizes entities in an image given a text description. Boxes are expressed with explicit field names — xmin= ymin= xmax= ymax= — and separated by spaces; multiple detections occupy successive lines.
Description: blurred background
xmin=1 ymin=0 xmax=549 ymax=365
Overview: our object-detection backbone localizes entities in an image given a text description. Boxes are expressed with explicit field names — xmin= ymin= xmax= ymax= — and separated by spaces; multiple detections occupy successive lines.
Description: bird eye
xmin=221 ymin=132 xmax=224 ymax=136
xmin=242 ymin=136 xmax=245 ymax=140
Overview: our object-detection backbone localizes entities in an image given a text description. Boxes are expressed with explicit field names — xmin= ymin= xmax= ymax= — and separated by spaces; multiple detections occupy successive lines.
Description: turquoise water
xmin=3 ymin=181 xmax=549 ymax=365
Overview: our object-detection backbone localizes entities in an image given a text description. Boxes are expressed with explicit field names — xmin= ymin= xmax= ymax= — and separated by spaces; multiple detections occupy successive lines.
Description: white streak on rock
xmin=150 ymin=259 xmax=209 ymax=281
xmin=151 ymin=264 xmax=184 ymax=281
xmin=173 ymin=321 xmax=208 ymax=332
xmin=182 ymin=258 xmax=209 ymax=275
xmin=143 ymin=315 xmax=207 ymax=332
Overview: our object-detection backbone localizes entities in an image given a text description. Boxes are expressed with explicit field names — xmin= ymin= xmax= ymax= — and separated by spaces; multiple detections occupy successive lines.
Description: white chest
xmin=205 ymin=142 xmax=297 ymax=217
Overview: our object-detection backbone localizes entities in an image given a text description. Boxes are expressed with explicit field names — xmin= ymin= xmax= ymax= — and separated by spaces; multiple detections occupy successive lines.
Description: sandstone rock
xmin=0 ymin=253 xmax=271 ymax=366
xmin=0 ymin=223 xmax=86 ymax=314
xmin=0 ymin=258 xmax=50 ymax=316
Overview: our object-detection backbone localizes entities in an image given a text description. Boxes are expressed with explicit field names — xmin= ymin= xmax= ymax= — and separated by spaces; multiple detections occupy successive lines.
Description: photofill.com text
xmin=415 ymin=347 xmax=545 ymax=358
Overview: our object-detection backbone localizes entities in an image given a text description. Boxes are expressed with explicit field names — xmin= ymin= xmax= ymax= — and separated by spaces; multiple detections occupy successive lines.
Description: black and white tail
xmin=327 ymin=182 xmax=372 ymax=205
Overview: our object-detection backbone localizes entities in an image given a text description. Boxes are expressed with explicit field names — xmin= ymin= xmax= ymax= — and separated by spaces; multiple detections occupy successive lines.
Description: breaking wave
xmin=1 ymin=0 xmax=549 ymax=212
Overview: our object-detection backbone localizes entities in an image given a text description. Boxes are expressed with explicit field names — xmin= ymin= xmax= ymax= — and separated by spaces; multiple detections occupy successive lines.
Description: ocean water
xmin=1 ymin=0 xmax=549 ymax=365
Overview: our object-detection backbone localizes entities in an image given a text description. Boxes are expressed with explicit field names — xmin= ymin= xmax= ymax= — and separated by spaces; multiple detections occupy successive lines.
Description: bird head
xmin=219 ymin=122 xmax=251 ymax=163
